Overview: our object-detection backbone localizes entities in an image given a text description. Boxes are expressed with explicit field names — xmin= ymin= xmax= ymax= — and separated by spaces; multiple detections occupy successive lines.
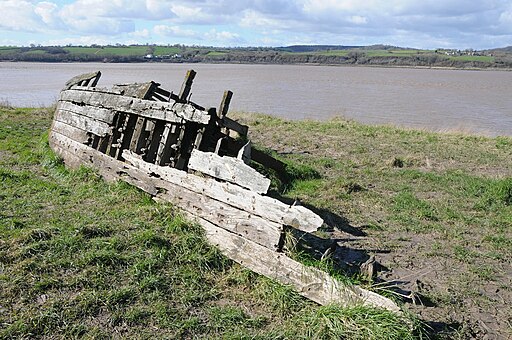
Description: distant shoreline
xmin=1 ymin=59 xmax=511 ymax=72
xmin=2 ymin=44 xmax=511 ymax=70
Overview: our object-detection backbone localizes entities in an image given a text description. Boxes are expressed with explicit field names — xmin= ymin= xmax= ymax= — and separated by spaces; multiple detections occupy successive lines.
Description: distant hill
xmin=276 ymin=44 xmax=406 ymax=53
xmin=485 ymin=46 xmax=512 ymax=53
xmin=276 ymin=45 xmax=361 ymax=53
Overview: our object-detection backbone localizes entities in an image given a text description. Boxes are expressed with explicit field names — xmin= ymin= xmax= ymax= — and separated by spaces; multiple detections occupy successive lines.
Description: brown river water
xmin=1 ymin=62 xmax=511 ymax=136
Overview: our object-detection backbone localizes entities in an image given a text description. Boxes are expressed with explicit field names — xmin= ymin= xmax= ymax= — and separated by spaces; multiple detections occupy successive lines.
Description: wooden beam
xmin=70 ymin=86 xmax=123 ymax=95
xmin=218 ymin=90 xmax=233 ymax=118
xmin=112 ymin=82 xmax=159 ymax=99
xmin=179 ymin=70 xmax=196 ymax=101
xmin=123 ymin=150 xmax=322 ymax=232
xmin=188 ymin=149 xmax=271 ymax=194
xmin=220 ymin=117 xmax=249 ymax=137
xmin=188 ymin=213 xmax=401 ymax=313
xmin=59 ymin=89 xmax=210 ymax=125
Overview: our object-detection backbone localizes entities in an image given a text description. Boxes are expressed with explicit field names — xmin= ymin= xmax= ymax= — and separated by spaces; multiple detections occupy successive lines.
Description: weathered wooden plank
xmin=145 ymin=120 xmax=165 ymax=163
xmin=123 ymin=150 xmax=322 ymax=232
xmin=59 ymin=89 xmax=210 ymax=125
xmin=64 ymin=71 xmax=101 ymax=90
xmin=188 ymin=213 xmax=401 ymax=313
xmin=156 ymin=187 xmax=282 ymax=250
xmin=155 ymin=123 xmax=175 ymax=165
xmin=71 ymin=85 xmax=123 ymax=95
xmin=112 ymin=82 xmax=157 ymax=99
xmin=51 ymin=120 xmax=91 ymax=145
xmin=54 ymin=109 xmax=112 ymax=137
xmin=188 ymin=149 xmax=271 ymax=194
xmin=50 ymin=131 xmax=158 ymax=194
xmin=57 ymin=101 xmax=115 ymax=124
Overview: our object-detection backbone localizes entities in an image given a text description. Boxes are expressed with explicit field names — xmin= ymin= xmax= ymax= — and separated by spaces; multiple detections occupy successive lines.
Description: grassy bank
xmin=0 ymin=108 xmax=422 ymax=339
xmin=1 ymin=106 xmax=510 ymax=338
xmin=235 ymin=113 xmax=512 ymax=338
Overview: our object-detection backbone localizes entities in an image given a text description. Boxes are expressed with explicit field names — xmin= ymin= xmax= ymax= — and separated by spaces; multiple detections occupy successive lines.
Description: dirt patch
xmin=341 ymin=229 xmax=512 ymax=339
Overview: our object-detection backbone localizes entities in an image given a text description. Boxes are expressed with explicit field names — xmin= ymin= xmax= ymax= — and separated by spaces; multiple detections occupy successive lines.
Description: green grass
xmin=314 ymin=50 xmax=350 ymax=56
xmin=153 ymin=46 xmax=181 ymax=55
xmin=64 ymin=46 xmax=150 ymax=57
xmin=0 ymin=47 xmax=20 ymax=55
xmin=0 ymin=107 xmax=424 ymax=338
xmin=63 ymin=47 xmax=103 ymax=55
xmin=447 ymin=55 xmax=495 ymax=62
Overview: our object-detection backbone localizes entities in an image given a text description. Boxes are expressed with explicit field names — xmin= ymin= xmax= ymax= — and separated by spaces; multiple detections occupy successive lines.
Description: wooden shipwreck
xmin=49 ymin=70 xmax=400 ymax=313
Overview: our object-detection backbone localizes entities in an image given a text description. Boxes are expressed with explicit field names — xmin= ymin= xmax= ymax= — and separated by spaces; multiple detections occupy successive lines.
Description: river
xmin=1 ymin=62 xmax=511 ymax=136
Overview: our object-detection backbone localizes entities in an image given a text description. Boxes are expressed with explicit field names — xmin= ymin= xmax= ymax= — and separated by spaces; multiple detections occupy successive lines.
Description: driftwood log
xmin=49 ymin=70 xmax=400 ymax=313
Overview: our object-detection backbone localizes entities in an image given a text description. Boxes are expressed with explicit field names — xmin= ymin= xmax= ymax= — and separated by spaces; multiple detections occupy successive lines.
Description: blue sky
xmin=1 ymin=0 xmax=511 ymax=49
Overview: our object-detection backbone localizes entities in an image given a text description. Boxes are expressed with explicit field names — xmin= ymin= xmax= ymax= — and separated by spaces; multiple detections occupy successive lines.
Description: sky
xmin=0 ymin=0 xmax=511 ymax=49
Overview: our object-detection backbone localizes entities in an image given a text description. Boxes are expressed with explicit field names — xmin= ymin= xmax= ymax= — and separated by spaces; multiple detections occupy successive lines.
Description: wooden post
xmin=179 ymin=70 xmax=196 ymax=102
xmin=219 ymin=90 xmax=233 ymax=118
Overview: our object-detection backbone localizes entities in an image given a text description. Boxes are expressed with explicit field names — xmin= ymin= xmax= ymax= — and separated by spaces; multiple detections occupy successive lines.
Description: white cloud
xmin=34 ymin=2 xmax=62 ymax=27
xmin=348 ymin=16 xmax=368 ymax=24
xmin=154 ymin=25 xmax=198 ymax=38
xmin=0 ymin=0 xmax=511 ymax=49
xmin=0 ymin=1 xmax=45 ymax=32
xmin=59 ymin=0 xmax=173 ymax=20
xmin=240 ymin=9 xmax=290 ymax=29
xmin=130 ymin=28 xmax=151 ymax=39
xmin=204 ymin=29 xmax=244 ymax=44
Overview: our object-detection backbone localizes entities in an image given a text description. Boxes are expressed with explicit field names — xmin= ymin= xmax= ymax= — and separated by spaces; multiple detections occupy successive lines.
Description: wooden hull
xmin=49 ymin=71 xmax=400 ymax=313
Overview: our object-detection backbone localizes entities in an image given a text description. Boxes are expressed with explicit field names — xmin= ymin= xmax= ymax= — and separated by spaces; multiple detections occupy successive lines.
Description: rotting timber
xmin=49 ymin=70 xmax=400 ymax=313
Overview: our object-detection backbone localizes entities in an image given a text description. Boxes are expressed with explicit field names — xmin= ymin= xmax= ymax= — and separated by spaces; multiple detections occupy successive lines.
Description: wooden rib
xmin=145 ymin=120 xmax=166 ymax=163
xmin=128 ymin=117 xmax=146 ymax=153
xmin=64 ymin=71 xmax=101 ymax=90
